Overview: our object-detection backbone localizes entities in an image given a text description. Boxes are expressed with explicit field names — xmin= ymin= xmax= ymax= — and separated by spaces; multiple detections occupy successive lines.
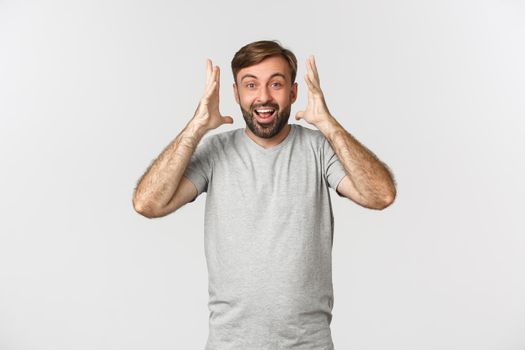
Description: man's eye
xmin=246 ymin=83 xmax=256 ymax=88
xmin=272 ymin=82 xmax=282 ymax=88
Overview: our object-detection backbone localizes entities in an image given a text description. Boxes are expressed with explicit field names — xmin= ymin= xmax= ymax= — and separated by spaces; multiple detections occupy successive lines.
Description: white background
xmin=1 ymin=0 xmax=524 ymax=349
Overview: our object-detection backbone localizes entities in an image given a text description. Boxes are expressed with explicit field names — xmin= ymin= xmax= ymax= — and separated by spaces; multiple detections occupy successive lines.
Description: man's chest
xmin=209 ymin=149 xmax=325 ymax=202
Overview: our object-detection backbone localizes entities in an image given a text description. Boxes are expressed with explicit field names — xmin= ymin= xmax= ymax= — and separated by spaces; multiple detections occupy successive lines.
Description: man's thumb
xmin=295 ymin=111 xmax=304 ymax=121
xmin=222 ymin=116 xmax=234 ymax=124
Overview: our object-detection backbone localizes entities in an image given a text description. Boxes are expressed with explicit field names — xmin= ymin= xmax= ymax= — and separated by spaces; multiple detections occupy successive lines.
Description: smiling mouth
xmin=253 ymin=108 xmax=276 ymax=120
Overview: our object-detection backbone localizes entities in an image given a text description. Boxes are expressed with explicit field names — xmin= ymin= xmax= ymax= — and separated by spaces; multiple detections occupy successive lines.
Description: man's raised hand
xmin=191 ymin=59 xmax=233 ymax=132
xmin=295 ymin=55 xmax=333 ymax=128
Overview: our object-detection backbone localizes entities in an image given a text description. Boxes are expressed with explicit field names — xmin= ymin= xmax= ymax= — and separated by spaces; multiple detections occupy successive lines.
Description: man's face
xmin=233 ymin=55 xmax=298 ymax=139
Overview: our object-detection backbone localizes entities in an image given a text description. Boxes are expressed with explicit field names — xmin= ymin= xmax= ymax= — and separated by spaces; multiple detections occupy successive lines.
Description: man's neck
xmin=244 ymin=123 xmax=292 ymax=149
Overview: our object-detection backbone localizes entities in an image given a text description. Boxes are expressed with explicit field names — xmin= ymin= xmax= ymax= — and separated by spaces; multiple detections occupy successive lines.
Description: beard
xmin=240 ymin=102 xmax=291 ymax=139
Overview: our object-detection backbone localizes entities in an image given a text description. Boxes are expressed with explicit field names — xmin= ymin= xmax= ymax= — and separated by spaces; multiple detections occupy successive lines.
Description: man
xmin=133 ymin=40 xmax=396 ymax=349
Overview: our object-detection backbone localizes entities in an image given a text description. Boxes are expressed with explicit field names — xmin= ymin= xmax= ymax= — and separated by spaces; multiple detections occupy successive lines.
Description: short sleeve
xmin=322 ymin=136 xmax=347 ymax=193
xmin=183 ymin=136 xmax=214 ymax=199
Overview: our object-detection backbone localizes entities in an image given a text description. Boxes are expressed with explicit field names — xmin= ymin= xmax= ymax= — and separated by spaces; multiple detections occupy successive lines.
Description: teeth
xmin=255 ymin=109 xmax=274 ymax=113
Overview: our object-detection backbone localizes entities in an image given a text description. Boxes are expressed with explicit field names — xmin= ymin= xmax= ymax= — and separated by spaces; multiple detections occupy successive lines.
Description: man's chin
xmin=254 ymin=119 xmax=289 ymax=139
xmin=256 ymin=119 xmax=276 ymax=129
xmin=252 ymin=127 xmax=276 ymax=138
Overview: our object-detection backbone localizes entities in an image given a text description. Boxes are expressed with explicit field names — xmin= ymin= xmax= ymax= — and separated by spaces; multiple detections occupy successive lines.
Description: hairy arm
xmin=295 ymin=55 xmax=396 ymax=210
xmin=132 ymin=121 xmax=206 ymax=218
xmin=317 ymin=117 xmax=397 ymax=209
xmin=132 ymin=59 xmax=233 ymax=218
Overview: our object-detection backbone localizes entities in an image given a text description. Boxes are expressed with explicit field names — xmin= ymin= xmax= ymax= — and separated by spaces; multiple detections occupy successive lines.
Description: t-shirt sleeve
xmin=183 ymin=136 xmax=214 ymax=199
xmin=322 ymin=136 xmax=347 ymax=193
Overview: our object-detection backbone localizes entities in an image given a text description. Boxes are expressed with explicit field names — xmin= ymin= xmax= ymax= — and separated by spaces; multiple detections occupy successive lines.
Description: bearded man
xmin=133 ymin=40 xmax=397 ymax=350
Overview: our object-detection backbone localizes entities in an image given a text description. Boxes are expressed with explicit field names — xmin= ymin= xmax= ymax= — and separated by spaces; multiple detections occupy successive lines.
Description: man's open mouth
xmin=254 ymin=108 xmax=276 ymax=120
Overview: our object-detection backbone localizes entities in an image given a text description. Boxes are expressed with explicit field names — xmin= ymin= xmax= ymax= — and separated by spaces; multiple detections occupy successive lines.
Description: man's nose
xmin=256 ymin=86 xmax=272 ymax=104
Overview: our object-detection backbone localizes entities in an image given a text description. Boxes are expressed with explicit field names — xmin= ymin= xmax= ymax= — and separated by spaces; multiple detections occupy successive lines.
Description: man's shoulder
xmin=294 ymin=124 xmax=326 ymax=146
xmin=200 ymin=127 xmax=242 ymax=145
xmin=295 ymin=124 xmax=321 ymax=136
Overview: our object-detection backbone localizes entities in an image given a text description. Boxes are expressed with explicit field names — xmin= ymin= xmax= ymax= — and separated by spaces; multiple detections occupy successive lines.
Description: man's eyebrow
xmin=240 ymin=73 xmax=287 ymax=82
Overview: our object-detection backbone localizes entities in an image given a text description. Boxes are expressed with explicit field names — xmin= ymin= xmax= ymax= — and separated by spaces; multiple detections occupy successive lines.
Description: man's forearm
xmin=133 ymin=120 xmax=207 ymax=214
xmin=316 ymin=116 xmax=397 ymax=205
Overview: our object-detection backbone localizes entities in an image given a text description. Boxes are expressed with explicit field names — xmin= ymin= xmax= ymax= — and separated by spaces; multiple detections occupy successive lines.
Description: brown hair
xmin=231 ymin=40 xmax=298 ymax=85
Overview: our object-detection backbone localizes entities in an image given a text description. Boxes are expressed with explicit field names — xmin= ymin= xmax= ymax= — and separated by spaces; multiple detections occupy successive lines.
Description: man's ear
xmin=291 ymin=82 xmax=298 ymax=104
xmin=233 ymin=83 xmax=240 ymax=104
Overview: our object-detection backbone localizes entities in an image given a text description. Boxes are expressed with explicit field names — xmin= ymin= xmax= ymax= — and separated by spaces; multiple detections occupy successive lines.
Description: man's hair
xmin=231 ymin=40 xmax=298 ymax=85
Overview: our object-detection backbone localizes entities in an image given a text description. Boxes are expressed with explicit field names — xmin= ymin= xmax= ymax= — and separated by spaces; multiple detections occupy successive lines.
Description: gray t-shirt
xmin=183 ymin=123 xmax=347 ymax=350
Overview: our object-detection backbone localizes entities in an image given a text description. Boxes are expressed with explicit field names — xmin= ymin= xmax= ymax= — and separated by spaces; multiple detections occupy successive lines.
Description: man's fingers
xmin=306 ymin=59 xmax=316 ymax=86
xmin=306 ymin=56 xmax=312 ymax=76
xmin=203 ymin=80 xmax=217 ymax=101
xmin=206 ymin=66 xmax=218 ymax=92
xmin=305 ymin=56 xmax=320 ymax=93
xmin=304 ymin=74 xmax=315 ymax=99
xmin=305 ymin=70 xmax=321 ymax=95
xmin=212 ymin=66 xmax=218 ymax=82
xmin=307 ymin=56 xmax=321 ymax=88
xmin=211 ymin=66 xmax=219 ymax=87
xmin=310 ymin=55 xmax=320 ymax=82
xmin=307 ymin=55 xmax=319 ymax=82
xmin=206 ymin=59 xmax=211 ymax=85
xmin=206 ymin=59 xmax=209 ymax=84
